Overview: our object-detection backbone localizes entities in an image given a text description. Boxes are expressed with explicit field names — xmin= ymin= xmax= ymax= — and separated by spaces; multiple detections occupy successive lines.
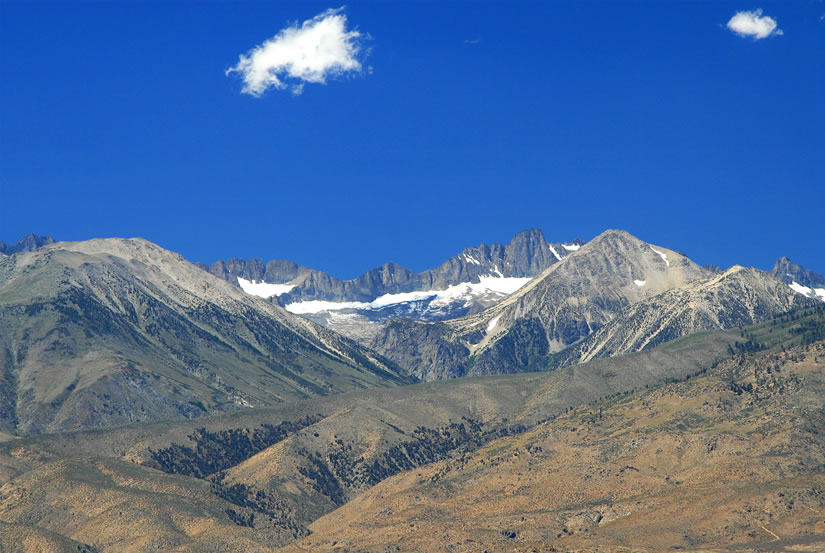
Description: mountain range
xmin=200 ymin=229 xmax=584 ymax=341
xmin=370 ymin=230 xmax=818 ymax=380
xmin=0 ymin=229 xmax=823 ymax=552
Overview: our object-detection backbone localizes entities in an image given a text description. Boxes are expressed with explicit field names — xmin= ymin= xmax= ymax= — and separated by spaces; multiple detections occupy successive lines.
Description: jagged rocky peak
xmin=200 ymin=257 xmax=309 ymax=285
xmin=203 ymin=228 xmax=575 ymax=298
xmin=199 ymin=228 xmax=581 ymax=343
xmin=770 ymin=256 xmax=825 ymax=302
xmin=497 ymin=227 xmax=559 ymax=276
xmin=771 ymin=256 xmax=825 ymax=287
xmin=0 ymin=233 xmax=55 ymax=255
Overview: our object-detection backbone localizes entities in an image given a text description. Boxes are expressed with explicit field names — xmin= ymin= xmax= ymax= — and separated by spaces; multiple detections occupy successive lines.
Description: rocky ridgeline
xmin=0 ymin=233 xmax=55 ymax=255
xmin=200 ymin=228 xmax=582 ymax=304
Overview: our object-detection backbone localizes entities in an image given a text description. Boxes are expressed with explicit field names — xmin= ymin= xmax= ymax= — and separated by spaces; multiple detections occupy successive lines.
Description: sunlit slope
xmin=0 ymin=326 xmax=738 ymax=551
xmin=0 ymin=238 xmax=411 ymax=435
xmin=285 ymin=339 xmax=825 ymax=553
xmin=2 ymin=308 xmax=821 ymax=552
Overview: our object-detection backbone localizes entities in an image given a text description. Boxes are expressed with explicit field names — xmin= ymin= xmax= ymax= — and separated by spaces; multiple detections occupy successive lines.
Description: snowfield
xmin=237 ymin=277 xmax=296 ymax=298
xmin=284 ymin=275 xmax=533 ymax=315
xmin=788 ymin=281 xmax=825 ymax=303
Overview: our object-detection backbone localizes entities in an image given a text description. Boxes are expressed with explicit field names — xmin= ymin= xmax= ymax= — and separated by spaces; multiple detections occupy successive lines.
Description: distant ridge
xmin=201 ymin=229 xmax=584 ymax=341
xmin=770 ymin=256 xmax=825 ymax=302
xmin=201 ymin=228 xmax=581 ymax=303
xmin=0 ymin=233 xmax=55 ymax=255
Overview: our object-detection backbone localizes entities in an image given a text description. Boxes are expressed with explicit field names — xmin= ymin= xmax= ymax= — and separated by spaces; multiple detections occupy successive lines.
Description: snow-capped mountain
xmin=369 ymin=230 xmax=820 ymax=381
xmin=770 ymin=256 xmax=825 ymax=303
xmin=202 ymin=229 xmax=584 ymax=341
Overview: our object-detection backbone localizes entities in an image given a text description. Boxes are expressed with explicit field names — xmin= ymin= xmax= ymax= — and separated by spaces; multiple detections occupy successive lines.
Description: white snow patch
xmin=789 ymin=281 xmax=812 ymax=296
xmin=562 ymin=243 xmax=580 ymax=251
xmin=491 ymin=265 xmax=504 ymax=277
xmin=634 ymin=280 xmax=647 ymax=287
xmin=463 ymin=254 xmax=481 ymax=265
xmin=473 ymin=275 xmax=532 ymax=295
xmin=238 ymin=277 xmax=296 ymax=299
xmin=285 ymin=299 xmax=371 ymax=314
xmin=549 ymin=244 xmax=562 ymax=261
xmin=284 ymin=276 xmax=533 ymax=314
xmin=486 ymin=315 xmax=501 ymax=333
xmin=650 ymin=247 xmax=670 ymax=267
xmin=787 ymin=282 xmax=825 ymax=303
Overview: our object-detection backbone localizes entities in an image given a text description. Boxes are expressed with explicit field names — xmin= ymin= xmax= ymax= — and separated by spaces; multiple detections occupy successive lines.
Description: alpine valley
xmin=1 ymin=229 xmax=824 ymax=553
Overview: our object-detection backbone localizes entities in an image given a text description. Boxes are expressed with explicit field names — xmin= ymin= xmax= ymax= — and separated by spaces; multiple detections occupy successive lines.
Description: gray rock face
xmin=0 ymin=233 xmax=55 ymax=255
xmin=770 ymin=256 xmax=825 ymax=289
xmin=369 ymin=320 xmax=470 ymax=381
xmin=370 ymin=230 xmax=815 ymax=381
xmin=0 ymin=238 xmax=411 ymax=436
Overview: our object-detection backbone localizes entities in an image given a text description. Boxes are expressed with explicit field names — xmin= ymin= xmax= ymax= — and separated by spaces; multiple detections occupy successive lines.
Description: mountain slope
xmin=0 ymin=324 xmax=740 ymax=552
xmin=559 ymin=265 xmax=819 ymax=366
xmin=2 ymin=309 xmax=819 ymax=553
xmin=0 ymin=238 xmax=411 ymax=436
xmin=283 ymin=338 xmax=825 ymax=553
xmin=1 ymin=307 xmax=821 ymax=552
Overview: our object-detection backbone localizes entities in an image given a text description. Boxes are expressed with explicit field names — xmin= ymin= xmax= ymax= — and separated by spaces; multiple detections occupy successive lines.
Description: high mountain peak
xmin=770 ymin=256 xmax=825 ymax=289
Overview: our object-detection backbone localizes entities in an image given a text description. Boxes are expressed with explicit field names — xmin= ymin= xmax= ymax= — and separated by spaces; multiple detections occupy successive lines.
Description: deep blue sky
xmin=2 ymin=1 xmax=823 ymax=278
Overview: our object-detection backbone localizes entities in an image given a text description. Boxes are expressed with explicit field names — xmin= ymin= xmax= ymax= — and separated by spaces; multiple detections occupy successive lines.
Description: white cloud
xmin=227 ymin=7 xmax=365 ymax=96
xmin=726 ymin=9 xmax=783 ymax=39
